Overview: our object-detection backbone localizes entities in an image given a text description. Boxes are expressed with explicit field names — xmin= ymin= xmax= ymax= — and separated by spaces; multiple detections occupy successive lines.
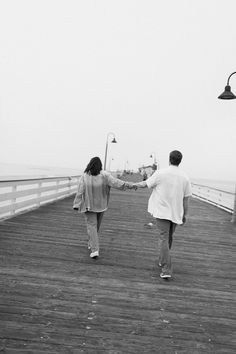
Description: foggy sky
xmin=1 ymin=0 xmax=236 ymax=180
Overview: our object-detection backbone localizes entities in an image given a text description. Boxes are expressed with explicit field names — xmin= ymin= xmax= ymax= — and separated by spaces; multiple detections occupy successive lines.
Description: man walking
xmin=134 ymin=150 xmax=192 ymax=279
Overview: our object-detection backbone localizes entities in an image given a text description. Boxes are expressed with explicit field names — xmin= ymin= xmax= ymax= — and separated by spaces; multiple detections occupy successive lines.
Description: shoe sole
xmin=160 ymin=274 xmax=171 ymax=279
xmin=90 ymin=252 xmax=99 ymax=259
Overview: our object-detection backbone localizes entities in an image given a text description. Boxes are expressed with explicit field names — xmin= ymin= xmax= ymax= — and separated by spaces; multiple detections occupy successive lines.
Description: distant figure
xmin=143 ymin=171 xmax=147 ymax=181
xmin=133 ymin=150 xmax=192 ymax=279
xmin=73 ymin=157 xmax=134 ymax=258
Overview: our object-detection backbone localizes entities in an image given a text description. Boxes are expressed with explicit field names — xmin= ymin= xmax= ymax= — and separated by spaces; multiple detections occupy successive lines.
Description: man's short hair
xmin=169 ymin=150 xmax=183 ymax=166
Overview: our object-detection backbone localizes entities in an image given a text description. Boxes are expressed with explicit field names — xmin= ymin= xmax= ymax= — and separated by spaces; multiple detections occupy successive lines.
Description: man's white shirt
xmin=146 ymin=165 xmax=192 ymax=224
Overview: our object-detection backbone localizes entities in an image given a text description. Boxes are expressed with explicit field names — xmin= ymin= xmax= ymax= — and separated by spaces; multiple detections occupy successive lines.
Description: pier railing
xmin=0 ymin=176 xmax=80 ymax=221
xmin=1 ymin=177 xmax=235 ymax=223
xmin=191 ymin=183 xmax=235 ymax=213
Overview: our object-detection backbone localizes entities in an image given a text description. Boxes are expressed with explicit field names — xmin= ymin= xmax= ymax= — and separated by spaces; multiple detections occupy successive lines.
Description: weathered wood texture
xmin=0 ymin=175 xmax=235 ymax=354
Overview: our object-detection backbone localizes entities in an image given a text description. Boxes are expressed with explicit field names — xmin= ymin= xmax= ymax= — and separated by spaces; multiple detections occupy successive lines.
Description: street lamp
xmin=218 ymin=71 xmax=236 ymax=224
xmin=104 ymin=132 xmax=117 ymax=170
xmin=218 ymin=71 xmax=236 ymax=99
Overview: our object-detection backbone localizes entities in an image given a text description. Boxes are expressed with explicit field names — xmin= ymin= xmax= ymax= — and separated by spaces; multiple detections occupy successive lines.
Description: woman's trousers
xmin=84 ymin=211 xmax=104 ymax=253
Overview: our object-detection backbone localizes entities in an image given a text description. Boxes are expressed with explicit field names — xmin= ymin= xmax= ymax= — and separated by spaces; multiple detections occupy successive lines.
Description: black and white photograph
xmin=0 ymin=1 xmax=235 ymax=353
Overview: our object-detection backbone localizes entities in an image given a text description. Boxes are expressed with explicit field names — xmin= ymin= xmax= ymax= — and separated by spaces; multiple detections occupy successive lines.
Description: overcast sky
xmin=0 ymin=0 xmax=236 ymax=180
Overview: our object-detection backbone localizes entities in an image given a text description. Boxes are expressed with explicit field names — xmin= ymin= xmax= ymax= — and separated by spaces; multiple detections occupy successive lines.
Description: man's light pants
xmin=156 ymin=218 xmax=177 ymax=275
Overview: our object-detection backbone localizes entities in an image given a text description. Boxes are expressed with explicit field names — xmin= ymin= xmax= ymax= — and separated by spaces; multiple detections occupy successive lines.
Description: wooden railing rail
xmin=0 ymin=175 xmax=80 ymax=221
xmin=1 ymin=177 xmax=235 ymax=223
xmin=191 ymin=183 xmax=235 ymax=215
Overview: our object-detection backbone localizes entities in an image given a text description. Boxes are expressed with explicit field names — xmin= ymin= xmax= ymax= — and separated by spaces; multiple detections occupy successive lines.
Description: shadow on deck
xmin=0 ymin=177 xmax=235 ymax=354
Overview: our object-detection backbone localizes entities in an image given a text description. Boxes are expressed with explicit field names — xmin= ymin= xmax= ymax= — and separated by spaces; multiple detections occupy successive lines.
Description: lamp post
xmin=233 ymin=186 xmax=236 ymax=224
xmin=150 ymin=152 xmax=158 ymax=170
xmin=218 ymin=71 xmax=236 ymax=99
xmin=124 ymin=160 xmax=129 ymax=173
xmin=104 ymin=132 xmax=117 ymax=170
xmin=218 ymin=71 xmax=236 ymax=223
xmin=108 ymin=157 xmax=114 ymax=171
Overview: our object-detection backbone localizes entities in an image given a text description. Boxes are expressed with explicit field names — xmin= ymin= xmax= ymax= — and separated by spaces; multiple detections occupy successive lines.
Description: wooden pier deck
xmin=0 ymin=177 xmax=235 ymax=354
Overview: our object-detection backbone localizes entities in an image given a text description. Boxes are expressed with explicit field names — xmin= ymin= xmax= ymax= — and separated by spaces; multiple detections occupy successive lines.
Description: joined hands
xmin=125 ymin=182 xmax=138 ymax=190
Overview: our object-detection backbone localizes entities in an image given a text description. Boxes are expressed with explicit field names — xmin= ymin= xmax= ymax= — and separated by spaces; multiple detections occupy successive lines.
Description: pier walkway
xmin=0 ymin=176 xmax=235 ymax=354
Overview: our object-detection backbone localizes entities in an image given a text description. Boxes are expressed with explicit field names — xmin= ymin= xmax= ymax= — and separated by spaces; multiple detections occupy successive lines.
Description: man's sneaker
xmin=144 ymin=222 xmax=154 ymax=228
xmin=90 ymin=251 xmax=99 ymax=258
xmin=160 ymin=272 xmax=171 ymax=279
xmin=88 ymin=243 xmax=91 ymax=250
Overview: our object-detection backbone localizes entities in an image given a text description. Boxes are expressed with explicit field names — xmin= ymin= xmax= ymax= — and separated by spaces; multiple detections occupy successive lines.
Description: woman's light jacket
xmin=73 ymin=171 xmax=126 ymax=213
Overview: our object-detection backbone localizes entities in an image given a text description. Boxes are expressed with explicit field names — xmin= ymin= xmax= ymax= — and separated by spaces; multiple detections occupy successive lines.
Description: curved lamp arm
xmin=226 ymin=71 xmax=236 ymax=85
xmin=106 ymin=132 xmax=117 ymax=143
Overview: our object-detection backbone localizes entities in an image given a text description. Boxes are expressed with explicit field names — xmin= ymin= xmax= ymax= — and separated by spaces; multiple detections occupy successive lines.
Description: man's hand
xmin=134 ymin=181 xmax=147 ymax=188
xmin=183 ymin=196 xmax=190 ymax=225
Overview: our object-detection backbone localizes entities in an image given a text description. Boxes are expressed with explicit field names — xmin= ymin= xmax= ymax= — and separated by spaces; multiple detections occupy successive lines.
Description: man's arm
xmin=135 ymin=170 xmax=159 ymax=189
xmin=182 ymin=196 xmax=190 ymax=224
xmin=133 ymin=181 xmax=148 ymax=188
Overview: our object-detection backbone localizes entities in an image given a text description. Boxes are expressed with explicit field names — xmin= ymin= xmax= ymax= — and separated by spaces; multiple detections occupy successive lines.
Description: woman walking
xmin=73 ymin=157 xmax=133 ymax=258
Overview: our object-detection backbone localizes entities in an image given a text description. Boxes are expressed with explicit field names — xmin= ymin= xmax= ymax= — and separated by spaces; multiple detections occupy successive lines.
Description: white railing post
xmin=11 ymin=185 xmax=17 ymax=216
xmin=68 ymin=177 xmax=72 ymax=195
xmin=37 ymin=181 xmax=42 ymax=207
xmin=56 ymin=180 xmax=60 ymax=200
xmin=231 ymin=185 xmax=236 ymax=224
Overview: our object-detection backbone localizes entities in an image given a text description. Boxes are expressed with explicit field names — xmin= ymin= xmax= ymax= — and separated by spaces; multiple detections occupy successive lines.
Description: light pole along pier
xmin=104 ymin=132 xmax=117 ymax=171
xmin=218 ymin=71 xmax=236 ymax=223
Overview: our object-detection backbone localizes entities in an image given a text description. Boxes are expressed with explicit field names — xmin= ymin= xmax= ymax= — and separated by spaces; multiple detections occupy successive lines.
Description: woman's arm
xmin=73 ymin=176 xmax=85 ymax=210
xmin=105 ymin=173 xmax=138 ymax=190
xmin=105 ymin=173 xmax=127 ymax=190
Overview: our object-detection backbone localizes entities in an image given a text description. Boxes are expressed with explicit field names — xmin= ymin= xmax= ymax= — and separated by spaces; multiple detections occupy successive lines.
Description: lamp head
xmin=218 ymin=85 xmax=236 ymax=100
xmin=111 ymin=138 xmax=117 ymax=143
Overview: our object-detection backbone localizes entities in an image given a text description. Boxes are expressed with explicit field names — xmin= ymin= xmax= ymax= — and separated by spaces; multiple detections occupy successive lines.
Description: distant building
xmin=139 ymin=163 xmax=158 ymax=180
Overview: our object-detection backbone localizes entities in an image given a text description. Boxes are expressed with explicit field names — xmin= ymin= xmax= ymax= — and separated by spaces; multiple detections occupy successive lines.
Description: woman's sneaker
xmin=160 ymin=272 xmax=171 ymax=279
xmin=90 ymin=251 xmax=99 ymax=258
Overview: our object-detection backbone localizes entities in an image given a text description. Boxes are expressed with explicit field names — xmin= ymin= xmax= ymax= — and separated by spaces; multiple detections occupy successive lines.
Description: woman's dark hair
xmin=84 ymin=157 xmax=103 ymax=176
xmin=169 ymin=150 xmax=183 ymax=166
